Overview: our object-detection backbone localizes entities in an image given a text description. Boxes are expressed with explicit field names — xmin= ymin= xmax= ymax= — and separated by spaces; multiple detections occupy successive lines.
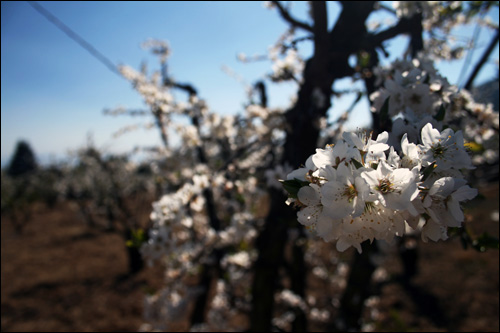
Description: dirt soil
xmin=372 ymin=181 xmax=500 ymax=332
xmin=1 ymin=183 xmax=499 ymax=332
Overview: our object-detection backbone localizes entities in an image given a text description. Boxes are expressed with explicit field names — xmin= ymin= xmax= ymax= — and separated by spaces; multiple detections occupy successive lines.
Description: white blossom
xmin=321 ymin=163 xmax=370 ymax=219
xmin=419 ymin=123 xmax=473 ymax=172
xmin=283 ymin=124 xmax=477 ymax=252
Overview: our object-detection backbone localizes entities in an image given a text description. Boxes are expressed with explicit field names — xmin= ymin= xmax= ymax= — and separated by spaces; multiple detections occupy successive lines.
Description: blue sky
xmin=1 ymin=1 xmax=498 ymax=166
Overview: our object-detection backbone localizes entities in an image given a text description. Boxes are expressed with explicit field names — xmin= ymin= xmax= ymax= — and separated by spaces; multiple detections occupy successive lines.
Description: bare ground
xmin=1 ymin=183 xmax=498 ymax=332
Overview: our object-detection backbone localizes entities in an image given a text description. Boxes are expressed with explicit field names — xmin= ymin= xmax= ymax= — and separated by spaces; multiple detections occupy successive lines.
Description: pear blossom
xmin=287 ymin=155 xmax=315 ymax=181
xmin=399 ymin=133 xmax=422 ymax=169
xmin=297 ymin=184 xmax=325 ymax=227
xmin=311 ymin=142 xmax=360 ymax=169
xmin=283 ymin=124 xmax=477 ymax=252
xmin=361 ymin=160 xmax=419 ymax=214
xmin=342 ymin=130 xmax=389 ymax=161
xmin=321 ymin=163 xmax=370 ymax=219
xmin=423 ymin=177 xmax=478 ymax=229
xmin=419 ymin=123 xmax=473 ymax=172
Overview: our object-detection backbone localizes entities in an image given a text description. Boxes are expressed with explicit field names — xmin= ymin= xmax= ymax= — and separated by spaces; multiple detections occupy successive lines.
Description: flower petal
xmin=298 ymin=185 xmax=320 ymax=206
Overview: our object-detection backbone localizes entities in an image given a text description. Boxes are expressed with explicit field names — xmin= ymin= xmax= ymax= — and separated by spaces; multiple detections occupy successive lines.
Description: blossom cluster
xmin=283 ymin=123 xmax=478 ymax=252
xmin=371 ymin=57 xmax=499 ymax=164
xmin=392 ymin=1 xmax=497 ymax=61
xmin=140 ymin=170 xmax=259 ymax=267
xmin=138 ymin=165 xmax=261 ymax=331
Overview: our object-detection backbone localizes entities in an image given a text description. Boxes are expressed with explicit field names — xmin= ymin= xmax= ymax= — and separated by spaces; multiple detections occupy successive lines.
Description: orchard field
xmin=2 ymin=1 xmax=499 ymax=332
xmin=1 ymin=181 xmax=498 ymax=332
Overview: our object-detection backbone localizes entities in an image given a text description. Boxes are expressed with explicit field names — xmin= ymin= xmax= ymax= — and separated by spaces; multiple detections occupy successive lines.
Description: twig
xmin=272 ymin=1 xmax=313 ymax=32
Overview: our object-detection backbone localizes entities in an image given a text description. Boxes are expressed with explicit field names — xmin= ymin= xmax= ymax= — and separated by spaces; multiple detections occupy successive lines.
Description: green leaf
xmin=472 ymin=232 xmax=500 ymax=252
xmin=351 ymin=159 xmax=364 ymax=169
xmin=127 ymin=228 xmax=147 ymax=248
xmin=279 ymin=178 xmax=310 ymax=199
xmin=451 ymin=227 xmax=499 ymax=252
xmin=238 ymin=240 xmax=249 ymax=251
xmin=423 ymin=74 xmax=430 ymax=85
xmin=451 ymin=227 xmax=471 ymax=250
xmin=434 ymin=104 xmax=446 ymax=121
xmin=235 ymin=192 xmax=246 ymax=205
xmin=421 ymin=162 xmax=437 ymax=182
xmin=460 ymin=232 xmax=469 ymax=250
xmin=379 ymin=96 xmax=390 ymax=125
xmin=358 ymin=51 xmax=371 ymax=68
xmin=370 ymin=162 xmax=379 ymax=170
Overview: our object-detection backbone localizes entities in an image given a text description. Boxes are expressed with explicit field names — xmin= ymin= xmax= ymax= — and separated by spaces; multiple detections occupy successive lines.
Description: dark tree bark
xmin=335 ymin=242 xmax=377 ymax=331
xmin=251 ymin=2 xmax=377 ymax=331
xmin=250 ymin=1 xmax=433 ymax=330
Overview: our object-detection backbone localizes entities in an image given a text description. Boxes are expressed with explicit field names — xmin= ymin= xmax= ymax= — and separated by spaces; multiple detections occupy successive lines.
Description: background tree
xmin=6 ymin=140 xmax=38 ymax=178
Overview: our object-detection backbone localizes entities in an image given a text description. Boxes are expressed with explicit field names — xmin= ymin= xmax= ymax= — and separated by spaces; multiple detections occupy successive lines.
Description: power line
xmin=26 ymin=1 xmax=121 ymax=76
xmin=457 ymin=14 xmax=484 ymax=89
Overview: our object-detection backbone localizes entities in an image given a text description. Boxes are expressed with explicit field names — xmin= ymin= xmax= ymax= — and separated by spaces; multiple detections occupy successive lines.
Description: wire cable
xmin=26 ymin=1 xmax=121 ymax=76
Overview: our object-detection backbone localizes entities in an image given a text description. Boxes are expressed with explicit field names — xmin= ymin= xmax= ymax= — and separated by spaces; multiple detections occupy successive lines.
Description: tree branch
xmin=378 ymin=3 xmax=397 ymax=15
xmin=171 ymin=82 xmax=198 ymax=97
xmin=329 ymin=1 xmax=376 ymax=55
xmin=333 ymin=242 xmax=378 ymax=331
xmin=464 ymin=28 xmax=500 ymax=90
xmin=311 ymin=1 xmax=328 ymax=62
xmin=363 ymin=13 xmax=423 ymax=52
xmin=152 ymin=108 xmax=169 ymax=150
xmin=162 ymin=62 xmax=198 ymax=96
xmin=408 ymin=12 xmax=424 ymax=58
xmin=254 ymin=81 xmax=268 ymax=108
xmin=272 ymin=1 xmax=313 ymax=32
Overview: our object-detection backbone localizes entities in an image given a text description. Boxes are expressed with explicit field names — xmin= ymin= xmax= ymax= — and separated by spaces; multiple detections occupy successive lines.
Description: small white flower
xmin=297 ymin=184 xmax=323 ymax=226
xmin=313 ymin=165 xmax=337 ymax=182
xmin=312 ymin=142 xmax=359 ymax=169
xmin=287 ymin=155 xmax=315 ymax=181
xmin=342 ymin=130 xmax=390 ymax=157
xmin=321 ymin=163 xmax=370 ymax=219
xmin=423 ymin=177 xmax=477 ymax=228
xmin=402 ymin=83 xmax=433 ymax=116
xmin=402 ymin=133 xmax=421 ymax=164
xmin=421 ymin=219 xmax=448 ymax=242
xmin=419 ymin=123 xmax=472 ymax=171
xmin=361 ymin=160 xmax=419 ymax=214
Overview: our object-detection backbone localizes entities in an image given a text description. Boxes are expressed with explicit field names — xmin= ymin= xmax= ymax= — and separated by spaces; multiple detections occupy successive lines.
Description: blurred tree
xmin=2 ymin=141 xmax=39 ymax=233
xmin=6 ymin=140 xmax=38 ymax=177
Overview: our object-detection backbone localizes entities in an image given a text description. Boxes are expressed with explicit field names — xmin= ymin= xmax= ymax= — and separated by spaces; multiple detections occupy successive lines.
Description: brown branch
xmin=288 ymin=35 xmax=314 ymax=48
xmin=408 ymin=12 xmax=424 ymax=58
xmin=152 ymin=108 xmax=169 ymax=150
xmin=254 ymin=81 xmax=268 ymax=108
xmin=272 ymin=1 xmax=313 ymax=32
xmin=157 ymin=62 xmax=225 ymax=325
xmin=184 ymin=88 xmax=226 ymax=327
xmin=311 ymin=1 xmax=328 ymax=67
xmin=162 ymin=62 xmax=198 ymax=97
xmin=363 ymin=13 xmax=423 ymax=51
xmin=333 ymin=242 xmax=378 ymax=331
xmin=251 ymin=3 xmax=378 ymax=332
xmin=377 ymin=2 xmax=397 ymax=15
xmin=171 ymin=81 xmax=198 ymax=97
xmin=464 ymin=28 xmax=500 ymax=90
